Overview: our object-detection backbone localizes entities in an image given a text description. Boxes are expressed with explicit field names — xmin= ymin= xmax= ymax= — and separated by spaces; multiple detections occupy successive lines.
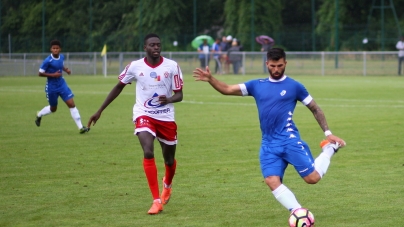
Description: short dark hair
xmin=50 ymin=40 xmax=61 ymax=47
xmin=144 ymin=33 xmax=160 ymax=44
xmin=267 ymin=47 xmax=286 ymax=61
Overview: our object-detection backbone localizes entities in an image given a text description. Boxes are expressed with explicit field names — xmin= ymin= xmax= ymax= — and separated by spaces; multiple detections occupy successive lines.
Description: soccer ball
xmin=288 ymin=208 xmax=315 ymax=227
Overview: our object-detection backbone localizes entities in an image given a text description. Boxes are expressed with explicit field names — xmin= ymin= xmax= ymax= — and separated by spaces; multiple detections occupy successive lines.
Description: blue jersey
xmin=212 ymin=42 xmax=220 ymax=58
xmin=39 ymin=54 xmax=68 ymax=91
xmin=240 ymin=76 xmax=312 ymax=147
xmin=198 ymin=44 xmax=211 ymax=59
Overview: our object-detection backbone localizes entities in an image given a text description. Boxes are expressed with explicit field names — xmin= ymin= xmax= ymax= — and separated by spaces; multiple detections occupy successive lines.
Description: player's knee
xmin=164 ymin=158 xmax=175 ymax=166
xmin=265 ymin=176 xmax=282 ymax=190
xmin=303 ymin=175 xmax=321 ymax=184
xmin=143 ymin=150 xmax=154 ymax=159
xmin=305 ymin=179 xmax=319 ymax=184
xmin=50 ymin=107 xmax=57 ymax=112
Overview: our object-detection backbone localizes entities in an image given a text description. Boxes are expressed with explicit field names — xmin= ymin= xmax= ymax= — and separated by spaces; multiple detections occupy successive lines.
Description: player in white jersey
xmin=87 ymin=34 xmax=183 ymax=215
xmin=193 ymin=48 xmax=346 ymax=218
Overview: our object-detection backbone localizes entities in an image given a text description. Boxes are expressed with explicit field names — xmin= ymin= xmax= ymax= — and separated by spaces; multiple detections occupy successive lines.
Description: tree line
xmin=1 ymin=0 xmax=403 ymax=53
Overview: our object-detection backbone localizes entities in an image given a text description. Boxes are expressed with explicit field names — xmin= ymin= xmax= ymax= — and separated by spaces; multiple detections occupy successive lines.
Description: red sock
xmin=143 ymin=158 xmax=160 ymax=200
xmin=164 ymin=159 xmax=177 ymax=186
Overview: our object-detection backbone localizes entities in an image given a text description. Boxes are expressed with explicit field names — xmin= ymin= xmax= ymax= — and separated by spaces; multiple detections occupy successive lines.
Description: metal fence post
xmin=119 ymin=53 xmax=123 ymax=73
xmin=321 ymin=51 xmax=325 ymax=76
xmin=363 ymin=51 xmax=367 ymax=76
xmin=23 ymin=53 xmax=26 ymax=76
xmin=93 ymin=52 xmax=97 ymax=75
xmin=242 ymin=52 xmax=246 ymax=75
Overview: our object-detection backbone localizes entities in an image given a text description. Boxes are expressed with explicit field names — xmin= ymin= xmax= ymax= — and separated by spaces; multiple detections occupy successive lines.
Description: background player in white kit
xmin=87 ymin=33 xmax=183 ymax=215
xmin=193 ymin=48 xmax=345 ymax=215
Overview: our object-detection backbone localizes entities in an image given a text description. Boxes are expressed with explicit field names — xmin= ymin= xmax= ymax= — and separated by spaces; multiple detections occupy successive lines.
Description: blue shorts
xmin=45 ymin=84 xmax=74 ymax=107
xmin=259 ymin=140 xmax=315 ymax=179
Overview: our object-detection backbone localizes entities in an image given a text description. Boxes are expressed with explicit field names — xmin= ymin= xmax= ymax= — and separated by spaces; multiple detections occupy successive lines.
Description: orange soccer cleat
xmin=147 ymin=200 xmax=163 ymax=215
xmin=320 ymin=140 xmax=342 ymax=152
xmin=161 ymin=177 xmax=172 ymax=205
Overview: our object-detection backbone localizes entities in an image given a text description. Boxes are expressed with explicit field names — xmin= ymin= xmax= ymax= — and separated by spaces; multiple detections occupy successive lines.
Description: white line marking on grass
xmin=181 ymin=100 xmax=404 ymax=108
xmin=2 ymin=88 xmax=404 ymax=108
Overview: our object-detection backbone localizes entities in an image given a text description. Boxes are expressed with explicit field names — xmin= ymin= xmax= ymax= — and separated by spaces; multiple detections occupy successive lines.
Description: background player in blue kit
xmin=35 ymin=40 xmax=89 ymax=134
xmin=193 ymin=48 xmax=346 ymax=213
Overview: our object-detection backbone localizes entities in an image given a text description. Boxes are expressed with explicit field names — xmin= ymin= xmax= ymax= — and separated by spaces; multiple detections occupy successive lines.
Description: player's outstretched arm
xmin=193 ymin=66 xmax=242 ymax=96
xmin=87 ymin=82 xmax=126 ymax=127
xmin=306 ymin=99 xmax=346 ymax=146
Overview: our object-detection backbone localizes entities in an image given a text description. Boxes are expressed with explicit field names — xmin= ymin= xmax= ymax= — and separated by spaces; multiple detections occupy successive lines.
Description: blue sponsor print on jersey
xmin=144 ymin=108 xmax=171 ymax=115
xmin=150 ymin=72 xmax=157 ymax=79
xmin=144 ymin=93 xmax=165 ymax=108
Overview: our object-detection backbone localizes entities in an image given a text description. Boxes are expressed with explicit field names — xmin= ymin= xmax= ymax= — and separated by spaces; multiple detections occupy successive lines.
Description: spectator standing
xmin=396 ymin=36 xmax=404 ymax=75
xmin=219 ymin=36 xmax=229 ymax=73
xmin=223 ymin=35 xmax=233 ymax=74
xmin=261 ymin=39 xmax=273 ymax=73
xmin=198 ymin=39 xmax=211 ymax=68
xmin=227 ymin=40 xmax=242 ymax=74
xmin=212 ymin=38 xmax=222 ymax=74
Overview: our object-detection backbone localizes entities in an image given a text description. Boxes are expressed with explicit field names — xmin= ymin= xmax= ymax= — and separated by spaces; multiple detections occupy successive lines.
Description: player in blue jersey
xmin=193 ymin=47 xmax=346 ymax=213
xmin=35 ymin=40 xmax=90 ymax=134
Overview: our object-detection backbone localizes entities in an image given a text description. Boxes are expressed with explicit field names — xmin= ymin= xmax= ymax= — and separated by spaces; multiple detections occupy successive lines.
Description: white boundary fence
xmin=0 ymin=51 xmax=400 ymax=76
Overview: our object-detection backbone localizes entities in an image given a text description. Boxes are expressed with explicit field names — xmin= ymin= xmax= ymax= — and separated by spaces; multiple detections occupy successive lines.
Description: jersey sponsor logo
xmin=280 ymin=90 xmax=286 ymax=96
xmin=143 ymin=108 xmax=171 ymax=115
xmin=150 ymin=72 xmax=157 ymax=78
xmin=144 ymin=93 xmax=165 ymax=108
xmin=150 ymin=72 xmax=160 ymax=81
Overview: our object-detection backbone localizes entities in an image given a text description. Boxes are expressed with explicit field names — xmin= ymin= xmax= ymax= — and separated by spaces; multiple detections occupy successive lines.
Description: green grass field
xmin=1 ymin=74 xmax=403 ymax=227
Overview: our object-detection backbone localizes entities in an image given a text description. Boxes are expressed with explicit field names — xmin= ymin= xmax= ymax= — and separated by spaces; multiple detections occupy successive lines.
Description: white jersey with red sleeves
xmin=118 ymin=57 xmax=183 ymax=122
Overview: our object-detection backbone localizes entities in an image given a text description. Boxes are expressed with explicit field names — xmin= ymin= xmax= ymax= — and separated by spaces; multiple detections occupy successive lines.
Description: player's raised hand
xmin=193 ymin=66 xmax=212 ymax=82
xmin=87 ymin=112 xmax=102 ymax=127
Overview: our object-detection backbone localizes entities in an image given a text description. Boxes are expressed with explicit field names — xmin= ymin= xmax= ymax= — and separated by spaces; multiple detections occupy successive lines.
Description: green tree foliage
xmin=316 ymin=0 xmax=404 ymax=51
xmin=1 ymin=0 xmax=404 ymax=52
xmin=224 ymin=0 xmax=282 ymax=51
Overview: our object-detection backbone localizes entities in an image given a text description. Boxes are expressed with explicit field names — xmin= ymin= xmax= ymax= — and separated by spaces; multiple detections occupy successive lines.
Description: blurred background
xmin=1 ymin=0 xmax=403 ymax=53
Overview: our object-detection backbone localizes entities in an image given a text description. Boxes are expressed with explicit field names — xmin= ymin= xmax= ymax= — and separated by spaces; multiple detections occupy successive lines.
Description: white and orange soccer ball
xmin=288 ymin=208 xmax=315 ymax=227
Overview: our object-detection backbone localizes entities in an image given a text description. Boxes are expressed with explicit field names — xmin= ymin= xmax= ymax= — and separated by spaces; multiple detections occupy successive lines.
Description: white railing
xmin=0 ymin=51 xmax=400 ymax=76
